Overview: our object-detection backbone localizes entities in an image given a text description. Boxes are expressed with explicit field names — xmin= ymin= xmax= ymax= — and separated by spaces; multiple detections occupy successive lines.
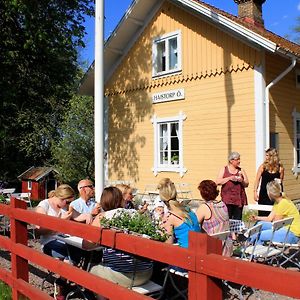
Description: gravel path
xmin=0 ymin=235 xmax=297 ymax=299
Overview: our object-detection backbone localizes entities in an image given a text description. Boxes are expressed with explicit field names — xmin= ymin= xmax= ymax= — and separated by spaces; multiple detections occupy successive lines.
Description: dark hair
xmin=100 ymin=187 xmax=123 ymax=211
xmin=198 ymin=180 xmax=219 ymax=201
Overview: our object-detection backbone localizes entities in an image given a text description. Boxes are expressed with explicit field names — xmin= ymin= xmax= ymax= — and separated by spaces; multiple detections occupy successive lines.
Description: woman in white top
xmin=36 ymin=184 xmax=91 ymax=260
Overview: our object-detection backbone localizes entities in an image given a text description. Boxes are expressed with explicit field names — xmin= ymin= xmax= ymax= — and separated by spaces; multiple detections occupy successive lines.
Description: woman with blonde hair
xmin=158 ymin=178 xmax=200 ymax=248
xmin=254 ymin=148 xmax=284 ymax=216
xmin=115 ymin=183 xmax=135 ymax=209
xmin=251 ymin=179 xmax=300 ymax=244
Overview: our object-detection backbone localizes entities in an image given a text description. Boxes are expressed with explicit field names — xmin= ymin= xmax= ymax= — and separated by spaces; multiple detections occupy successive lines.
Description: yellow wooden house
xmin=80 ymin=0 xmax=300 ymax=201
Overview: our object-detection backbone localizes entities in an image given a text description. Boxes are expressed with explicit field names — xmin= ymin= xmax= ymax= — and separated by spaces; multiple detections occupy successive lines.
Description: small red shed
xmin=18 ymin=167 xmax=59 ymax=201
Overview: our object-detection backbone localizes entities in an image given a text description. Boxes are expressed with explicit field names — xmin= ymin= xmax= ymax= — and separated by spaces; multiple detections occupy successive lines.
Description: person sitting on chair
xmin=86 ymin=187 xmax=153 ymax=299
xmin=196 ymin=180 xmax=232 ymax=256
xmin=251 ymin=179 xmax=300 ymax=244
xmin=158 ymin=178 xmax=200 ymax=248
xmin=69 ymin=179 xmax=100 ymax=217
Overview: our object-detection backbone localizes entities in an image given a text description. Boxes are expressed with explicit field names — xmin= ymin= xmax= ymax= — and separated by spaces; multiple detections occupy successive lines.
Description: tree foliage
xmin=51 ymin=94 xmax=94 ymax=184
xmin=0 ymin=0 xmax=94 ymax=181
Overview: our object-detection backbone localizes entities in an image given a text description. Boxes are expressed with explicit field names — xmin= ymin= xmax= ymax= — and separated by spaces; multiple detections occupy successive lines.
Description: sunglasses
xmin=80 ymin=185 xmax=94 ymax=189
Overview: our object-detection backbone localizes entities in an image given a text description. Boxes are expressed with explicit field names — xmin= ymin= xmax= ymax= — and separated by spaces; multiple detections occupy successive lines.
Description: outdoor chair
xmin=176 ymin=183 xmax=194 ymax=201
xmin=276 ymin=241 xmax=300 ymax=270
xmin=2 ymin=188 xmax=16 ymax=202
xmin=11 ymin=193 xmax=35 ymax=238
xmin=223 ymin=223 xmax=263 ymax=299
xmin=11 ymin=192 xmax=32 ymax=208
xmin=245 ymin=217 xmax=294 ymax=266
xmin=161 ymin=265 xmax=188 ymax=300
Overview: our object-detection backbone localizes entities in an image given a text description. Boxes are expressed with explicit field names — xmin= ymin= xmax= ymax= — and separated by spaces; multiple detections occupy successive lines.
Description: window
xmin=27 ymin=181 xmax=32 ymax=190
xmin=295 ymin=69 xmax=300 ymax=88
xmin=152 ymin=112 xmax=186 ymax=176
xmin=152 ymin=31 xmax=181 ymax=77
xmin=292 ymin=109 xmax=300 ymax=173
xmin=270 ymin=132 xmax=279 ymax=150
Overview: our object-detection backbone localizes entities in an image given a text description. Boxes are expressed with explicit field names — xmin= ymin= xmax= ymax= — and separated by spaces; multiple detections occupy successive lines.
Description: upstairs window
xmin=152 ymin=31 xmax=181 ymax=77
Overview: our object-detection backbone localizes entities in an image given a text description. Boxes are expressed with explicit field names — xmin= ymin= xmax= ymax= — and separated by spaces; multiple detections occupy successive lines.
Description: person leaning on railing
xmin=250 ymin=179 xmax=300 ymax=245
xmin=84 ymin=186 xmax=153 ymax=299
xmin=36 ymin=184 xmax=91 ymax=299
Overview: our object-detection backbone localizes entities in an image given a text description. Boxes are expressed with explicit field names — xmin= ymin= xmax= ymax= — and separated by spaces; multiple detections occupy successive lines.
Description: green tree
xmin=293 ymin=16 xmax=300 ymax=44
xmin=0 ymin=0 xmax=94 ymax=181
xmin=51 ymin=94 xmax=94 ymax=183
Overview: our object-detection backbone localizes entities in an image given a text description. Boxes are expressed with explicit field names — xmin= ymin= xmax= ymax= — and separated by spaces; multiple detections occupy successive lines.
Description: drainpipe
xmin=265 ymin=56 xmax=296 ymax=149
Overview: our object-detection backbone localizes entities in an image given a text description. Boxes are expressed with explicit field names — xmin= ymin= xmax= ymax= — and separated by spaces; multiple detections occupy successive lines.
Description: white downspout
xmin=265 ymin=56 xmax=296 ymax=149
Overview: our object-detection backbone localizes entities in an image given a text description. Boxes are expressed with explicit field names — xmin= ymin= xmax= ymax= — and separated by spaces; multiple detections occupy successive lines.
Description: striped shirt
xmin=103 ymin=248 xmax=152 ymax=273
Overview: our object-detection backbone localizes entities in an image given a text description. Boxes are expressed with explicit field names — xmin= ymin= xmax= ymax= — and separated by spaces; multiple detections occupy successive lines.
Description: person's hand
xmin=254 ymin=190 xmax=258 ymax=202
xmin=60 ymin=211 xmax=72 ymax=220
xmin=91 ymin=204 xmax=101 ymax=216
xmin=83 ymin=213 xmax=93 ymax=224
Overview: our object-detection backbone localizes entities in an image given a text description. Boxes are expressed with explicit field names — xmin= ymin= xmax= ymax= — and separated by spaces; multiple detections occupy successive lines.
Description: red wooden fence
xmin=0 ymin=198 xmax=300 ymax=299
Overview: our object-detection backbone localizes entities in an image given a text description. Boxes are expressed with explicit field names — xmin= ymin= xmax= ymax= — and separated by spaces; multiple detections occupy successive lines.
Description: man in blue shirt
xmin=70 ymin=179 xmax=100 ymax=216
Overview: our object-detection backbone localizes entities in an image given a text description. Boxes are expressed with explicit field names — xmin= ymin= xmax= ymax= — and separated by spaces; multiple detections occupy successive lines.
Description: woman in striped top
xmin=89 ymin=187 xmax=153 ymax=295
xmin=196 ymin=180 xmax=233 ymax=256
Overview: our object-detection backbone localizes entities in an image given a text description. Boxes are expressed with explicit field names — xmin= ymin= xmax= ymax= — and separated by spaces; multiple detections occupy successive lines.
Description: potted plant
xmin=100 ymin=210 xmax=168 ymax=242
xmin=171 ymin=154 xmax=179 ymax=165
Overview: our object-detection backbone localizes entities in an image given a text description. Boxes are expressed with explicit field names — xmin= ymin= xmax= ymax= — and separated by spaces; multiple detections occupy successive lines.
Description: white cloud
xmin=282 ymin=15 xmax=288 ymax=19
xmin=297 ymin=2 xmax=300 ymax=10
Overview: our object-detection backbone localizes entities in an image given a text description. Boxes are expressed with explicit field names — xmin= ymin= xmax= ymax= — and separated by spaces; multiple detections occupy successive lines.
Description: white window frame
xmin=27 ymin=181 xmax=32 ymax=190
xmin=292 ymin=109 xmax=300 ymax=174
xmin=152 ymin=30 xmax=182 ymax=78
xmin=151 ymin=112 xmax=186 ymax=177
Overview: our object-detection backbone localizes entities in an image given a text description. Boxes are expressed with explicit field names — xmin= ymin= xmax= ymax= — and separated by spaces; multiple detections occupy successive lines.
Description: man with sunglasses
xmin=70 ymin=179 xmax=100 ymax=217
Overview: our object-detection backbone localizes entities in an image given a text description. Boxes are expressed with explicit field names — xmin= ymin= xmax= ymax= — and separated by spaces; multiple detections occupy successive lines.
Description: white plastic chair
xmin=11 ymin=192 xmax=32 ymax=208
xmin=246 ymin=217 xmax=294 ymax=266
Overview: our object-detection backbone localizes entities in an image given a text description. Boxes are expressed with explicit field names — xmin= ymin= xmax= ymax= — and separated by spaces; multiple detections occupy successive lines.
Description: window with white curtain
xmin=292 ymin=109 xmax=300 ymax=173
xmin=152 ymin=113 xmax=186 ymax=176
xmin=27 ymin=181 xmax=32 ymax=190
xmin=152 ymin=30 xmax=181 ymax=77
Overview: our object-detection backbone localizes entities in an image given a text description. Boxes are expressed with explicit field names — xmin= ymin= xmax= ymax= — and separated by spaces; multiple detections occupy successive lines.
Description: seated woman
xmin=88 ymin=187 xmax=153 ymax=294
xmin=158 ymin=178 xmax=200 ymax=248
xmin=196 ymin=180 xmax=232 ymax=256
xmin=251 ymin=179 xmax=300 ymax=244
xmin=36 ymin=184 xmax=90 ymax=299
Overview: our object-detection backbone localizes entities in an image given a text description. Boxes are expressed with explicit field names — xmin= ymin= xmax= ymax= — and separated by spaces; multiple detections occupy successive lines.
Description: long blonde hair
xmin=157 ymin=178 xmax=189 ymax=220
xmin=264 ymin=148 xmax=281 ymax=172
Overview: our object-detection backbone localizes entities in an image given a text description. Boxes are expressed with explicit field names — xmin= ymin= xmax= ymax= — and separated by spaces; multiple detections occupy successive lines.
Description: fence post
xmin=188 ymin=232 xmax=222 ymax=300
xmin=10 ymin=197 xmax=29 ymax=300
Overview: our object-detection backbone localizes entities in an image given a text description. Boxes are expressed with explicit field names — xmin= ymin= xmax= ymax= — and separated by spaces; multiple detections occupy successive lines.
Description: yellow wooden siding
xmin=108 ymin=68 xmax=257 ymax=198
xmin=266 ymin=53 xmax=300 ymax=200
xmin=105 ymin=2 xmax=261 ymax=94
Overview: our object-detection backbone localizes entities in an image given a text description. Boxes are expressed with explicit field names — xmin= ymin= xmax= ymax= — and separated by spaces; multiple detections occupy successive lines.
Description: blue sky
xmin=80 ymin=0 xmax=300 ymax=65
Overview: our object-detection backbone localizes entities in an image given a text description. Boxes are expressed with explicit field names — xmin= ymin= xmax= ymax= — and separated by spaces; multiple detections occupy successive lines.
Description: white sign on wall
xmin=152 ymin=88 xmax=185 ymax=103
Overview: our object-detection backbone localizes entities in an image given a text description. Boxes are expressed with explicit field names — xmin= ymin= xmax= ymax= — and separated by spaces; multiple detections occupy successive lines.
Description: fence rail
xmin=0 ymin=198 xmax=300 ymax=299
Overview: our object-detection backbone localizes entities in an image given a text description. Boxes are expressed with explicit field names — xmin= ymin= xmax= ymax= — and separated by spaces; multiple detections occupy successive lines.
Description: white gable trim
xmin=105 ymin=0 xmax=162 ymax=82
xmin=175 ymin=0 xmax=277 ymax=53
